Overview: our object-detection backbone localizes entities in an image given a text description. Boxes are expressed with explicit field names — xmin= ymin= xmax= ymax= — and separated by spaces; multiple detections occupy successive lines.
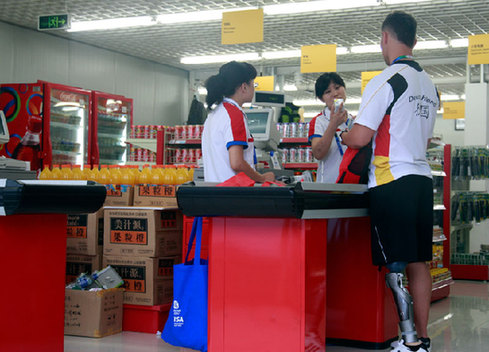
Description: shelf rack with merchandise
xmin=449 ymin=145 xmax=489 ymax=280
xmin=278 ymin=137 xmax=317 ymax=171
xmin=427 ymin=143 xmax=453 ymax=301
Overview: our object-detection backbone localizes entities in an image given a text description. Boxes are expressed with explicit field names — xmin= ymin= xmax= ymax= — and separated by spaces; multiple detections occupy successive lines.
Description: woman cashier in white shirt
xmin=308 ymin=72 xmax=353 ymax=183
xmin=201 ymin=61 xmax=276 ymax=183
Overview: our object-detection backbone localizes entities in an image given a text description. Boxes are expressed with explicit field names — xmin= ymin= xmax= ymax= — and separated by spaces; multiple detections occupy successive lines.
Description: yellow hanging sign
xmin=222 ymin=9 xmax=264 ymax=45
xmin=361 ymin=71 xmax=382 ymax=94
xmin=300 ymin=44 xmax=336 ymax=73
xmin=254 ymin=76 xmax=275 ymax=91
xmin=468 ymin=34 xmax=489 ymax=65
xmin=443 ymin=102 xmax=465 ymax=120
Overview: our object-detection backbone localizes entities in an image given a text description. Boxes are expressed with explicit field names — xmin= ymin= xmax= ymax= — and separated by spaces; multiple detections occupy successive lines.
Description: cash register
xmin=0 ymin=110 xmax=36 ymax=180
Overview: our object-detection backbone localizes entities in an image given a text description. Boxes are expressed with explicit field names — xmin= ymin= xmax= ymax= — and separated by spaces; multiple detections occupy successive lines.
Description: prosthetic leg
xmin=386 ymin=262 xmax=418 ymax=344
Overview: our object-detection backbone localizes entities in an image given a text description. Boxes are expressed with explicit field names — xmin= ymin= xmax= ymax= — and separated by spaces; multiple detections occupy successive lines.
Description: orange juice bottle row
xmin=39 ymin=164 xmax=195 ymax=185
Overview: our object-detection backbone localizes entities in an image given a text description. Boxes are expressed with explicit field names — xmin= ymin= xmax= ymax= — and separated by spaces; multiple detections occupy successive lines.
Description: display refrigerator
xmin=90 ymin=90 xmax=133 ymax=166
xmin=0 ymin=80 xmax=92 ymax=170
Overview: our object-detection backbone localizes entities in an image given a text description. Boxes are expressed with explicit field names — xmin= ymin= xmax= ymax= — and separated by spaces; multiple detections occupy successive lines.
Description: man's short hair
xmin=382 ymin=11 xmax=417 ymax=48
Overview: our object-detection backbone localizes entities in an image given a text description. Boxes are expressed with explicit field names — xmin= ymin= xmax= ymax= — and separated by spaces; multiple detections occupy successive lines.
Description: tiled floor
xmin=64 ymin=280 xmax=489 ymax=352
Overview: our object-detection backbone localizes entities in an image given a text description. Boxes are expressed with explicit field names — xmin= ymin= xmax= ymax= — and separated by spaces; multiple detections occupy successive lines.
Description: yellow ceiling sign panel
xmin=361 ymin=71 xmax=382 ymax=94
xmin=468 ymin=34 xmax=489 ymax=65
xmin=222 ymin=9 xmax=264 ymax=45
xmin=300 ymin=44 xmax=336 ymax=73
xmin=254 ymin=76 xmax=274 ymax=91
xmin=443 ymin=101 xmax=465 ymax=120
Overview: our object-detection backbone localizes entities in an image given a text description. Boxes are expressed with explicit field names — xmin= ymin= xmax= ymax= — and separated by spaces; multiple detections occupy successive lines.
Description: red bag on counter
xmin=217 ymin=172 xmax=255 ymax=187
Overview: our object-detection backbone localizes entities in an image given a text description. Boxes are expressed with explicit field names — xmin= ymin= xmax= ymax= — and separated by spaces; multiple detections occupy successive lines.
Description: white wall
xmin=0 ymin=21 xmax=189 ymax=126
xmin=433 ymin=114 xmax=465 ymax=147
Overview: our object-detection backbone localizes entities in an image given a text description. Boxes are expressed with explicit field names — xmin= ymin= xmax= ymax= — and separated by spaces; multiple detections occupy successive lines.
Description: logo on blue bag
xmin=174 ymin=316 xmax=184 ymax=327
xmin=173 ymin=300 xmax=179 ymax=310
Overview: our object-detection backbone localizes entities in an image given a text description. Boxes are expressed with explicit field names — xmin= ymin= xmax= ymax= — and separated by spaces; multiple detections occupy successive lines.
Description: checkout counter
xmin=0 ymin=179 xmax=106 ymax=352
xmin=177 ymin=182 xmax=398 ymax=352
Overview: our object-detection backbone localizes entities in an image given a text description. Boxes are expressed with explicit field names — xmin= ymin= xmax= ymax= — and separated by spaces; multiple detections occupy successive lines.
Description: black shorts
xmin=369 ymin=175 xmax=433 ymax=266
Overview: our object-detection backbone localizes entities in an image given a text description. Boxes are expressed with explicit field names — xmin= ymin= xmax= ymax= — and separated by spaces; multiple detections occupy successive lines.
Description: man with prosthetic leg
xmin=340 ymin=10 xmax=438 ymax=352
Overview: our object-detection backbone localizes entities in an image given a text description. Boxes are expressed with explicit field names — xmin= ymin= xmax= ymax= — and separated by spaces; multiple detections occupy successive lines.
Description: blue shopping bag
xmin=162 ymin=217 xmax=208 ymax=352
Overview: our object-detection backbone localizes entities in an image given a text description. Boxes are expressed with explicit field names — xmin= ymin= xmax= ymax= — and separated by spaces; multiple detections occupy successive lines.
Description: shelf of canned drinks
xmin=276 ymin=122 xmax=310 ymax=140
xmin=165 ymin=148 xmax=201 ymax=165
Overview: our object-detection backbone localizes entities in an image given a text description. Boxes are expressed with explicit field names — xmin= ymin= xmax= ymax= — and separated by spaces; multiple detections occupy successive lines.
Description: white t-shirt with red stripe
xmin=354 ymin=60 xmax=438 ymax=189
xmin=308 ymin=108 xmax=350 ymax=183
xmin=202 ymin=97 xmax=255 ymax=182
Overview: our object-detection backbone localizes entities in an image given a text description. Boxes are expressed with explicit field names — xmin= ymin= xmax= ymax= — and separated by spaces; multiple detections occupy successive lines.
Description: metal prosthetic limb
xmin=386 ymin=272 xmax=418 ymax=344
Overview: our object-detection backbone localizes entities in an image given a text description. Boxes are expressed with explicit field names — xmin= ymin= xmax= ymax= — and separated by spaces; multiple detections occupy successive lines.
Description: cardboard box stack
xmin=103 ymin=208 xmax=183 ymax=306
xmin=65 ymin=209 xmax=104 ymax=284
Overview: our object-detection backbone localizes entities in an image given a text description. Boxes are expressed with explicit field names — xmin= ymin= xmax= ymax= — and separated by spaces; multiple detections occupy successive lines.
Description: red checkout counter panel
xmin=177 ymin=183 xmax=398 ymax=352
xmin=0 ymin=180 xmax=106 ymax=352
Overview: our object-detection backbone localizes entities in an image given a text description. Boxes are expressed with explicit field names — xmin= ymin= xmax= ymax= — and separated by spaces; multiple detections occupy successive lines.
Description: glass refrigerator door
xmin=49 ymin=89 xmax=89 ymax=165
xmin=96 ymin=97 xmax=129 ymax=165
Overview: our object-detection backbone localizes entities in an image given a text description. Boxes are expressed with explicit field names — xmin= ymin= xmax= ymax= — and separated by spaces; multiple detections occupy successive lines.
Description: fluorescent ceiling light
xmin=441 ymin=94 xmax=463 ymax=101
xmin=263 ymin=0 xmax=379 ymax=15
xmin=68 ymin=16 xmax=154 ymax=32
xmin=157 ymin=8 xmax=251 ymax=24
xmin=262 ymin=50 xmax=301 ymax=60
xmin=383 ymin=0 xmax=431 ymax=3
xmin=283 ymin=84 xmax=298 ymax=91
xmin=351 ymin=44 xmax=381 ymax=54
xmin=450 ymin=38 xmax=469 ymax=48
xmin=197 ymin=87 xmax=208 ymax=95
xmin=293 ymin=99 xmax=323 ymax=106
xmin=303 ymin=112 xmax=319 ymax=118
xmin=415 ymin=40 xmax=448 ymax=50
xmin=181 ymin=53 xmax=260 ymax=65
xmin=336 ymin=47 xmax=349 ymax=55
xmin=243 ymin=103 xmax=252 ymax=108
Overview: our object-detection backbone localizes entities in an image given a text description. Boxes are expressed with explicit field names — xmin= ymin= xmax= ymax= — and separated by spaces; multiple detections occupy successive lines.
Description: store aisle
xmin=64 ymin=280 xmax=489 ymax=352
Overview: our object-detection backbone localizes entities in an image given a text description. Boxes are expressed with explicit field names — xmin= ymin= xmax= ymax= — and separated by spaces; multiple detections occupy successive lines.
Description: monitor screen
xmin=0 ymin=110 xmax=9 ymax=145
xmin=247 ymin=111 xmax=271 ymax=135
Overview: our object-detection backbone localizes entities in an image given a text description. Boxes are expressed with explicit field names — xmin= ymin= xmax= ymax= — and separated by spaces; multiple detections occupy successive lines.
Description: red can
xmin=142 ymin=148 xmax=149 ymax=162
xmin=289 ymin=148 xmax=297 ymax=163
xmin=188 ymin=149 xmax=196 ymax=163
xmin=282 ymin=148 xmax=289 ymax=164
xmin=175 ymin=148 xmax=183 ymax=163
xmin=195 ymin=149 xmax=202 ymax=162
xmin=298 ymin=147 xmax=306 ymax=163
xmin=136 ymin=148 xmax=143 ymax=162
xmin=195 ymin=125 xmax=203 ymax=139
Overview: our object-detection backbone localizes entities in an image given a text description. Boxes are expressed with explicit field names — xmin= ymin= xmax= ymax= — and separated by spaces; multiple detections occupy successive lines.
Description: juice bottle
xmin=89 ymin=165 xmax=100 ymax=183
xmin=51 ymin=165 xmax=62 ymax=180
xmin=82 ymin=164 xmax=92 ymax=180
xmin=175 ymin=165 xmax=187 ymax=185
xmin=109 ymin=165 xmax=122 ymax=185
xmin=60 ymin=164 xmax=73 ymax=180
xmin=71 ymin=165 xmax=84 ymax=180
xmin=150 ymin=165 xmax=163 ymax=185
xmin=120 ymin=165 xmax=135 ymax=186
xmin=139 ymin=165 xmax=152 ymax=185
xmin=131 ymin=165 xmax=140 ymax=185
xmin=98 ymin=165 xmax=111 ymax=185
xmin=39 ymin=165 xmax=53 ymax=180
xmin=162 ymin=165 xmax=175 ymax=185
xmin=188 ymin=165 xmax=195 ymax=182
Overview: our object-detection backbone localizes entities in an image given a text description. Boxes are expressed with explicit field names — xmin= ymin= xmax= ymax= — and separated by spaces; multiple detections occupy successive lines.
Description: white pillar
xmin=464 ymin=82 xmax=489 ymax=145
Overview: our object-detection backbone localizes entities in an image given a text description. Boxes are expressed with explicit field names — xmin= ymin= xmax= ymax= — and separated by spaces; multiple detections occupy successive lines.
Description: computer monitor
xmin=252 ymin=91 xmax=286 ymax=107
xmin=0 ymin=111 xmax=10 ymax=145
xmin=244 ymin=108 xmax=280 ymax=151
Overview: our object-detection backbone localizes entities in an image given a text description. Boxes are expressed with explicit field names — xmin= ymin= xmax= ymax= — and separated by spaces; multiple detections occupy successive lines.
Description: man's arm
xmin=228 ymin=145 xmax=275 ymax=183
xmin=341 ymin=124 xmax=376 ymax=149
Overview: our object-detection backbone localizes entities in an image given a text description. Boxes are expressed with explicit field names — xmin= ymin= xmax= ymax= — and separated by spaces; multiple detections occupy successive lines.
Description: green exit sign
xmin=38 ymin=14 xmax=70 ymax=30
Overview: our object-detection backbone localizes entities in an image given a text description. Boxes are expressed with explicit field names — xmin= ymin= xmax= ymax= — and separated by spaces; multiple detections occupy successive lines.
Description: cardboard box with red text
xmin=133 ymin=185 xmax=178 ymax=207
xmin=65 ymin=254 xmax=102 ymax=284
xmin=66 ymin=209 xmax=104 ymax=256
xmin=103 ymin=208 xmax=182 ymax=257
xmin=103 ymin=256 xmax=176 ymax=305
xmin=104 ymin=185 xmax=134 ymax=206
